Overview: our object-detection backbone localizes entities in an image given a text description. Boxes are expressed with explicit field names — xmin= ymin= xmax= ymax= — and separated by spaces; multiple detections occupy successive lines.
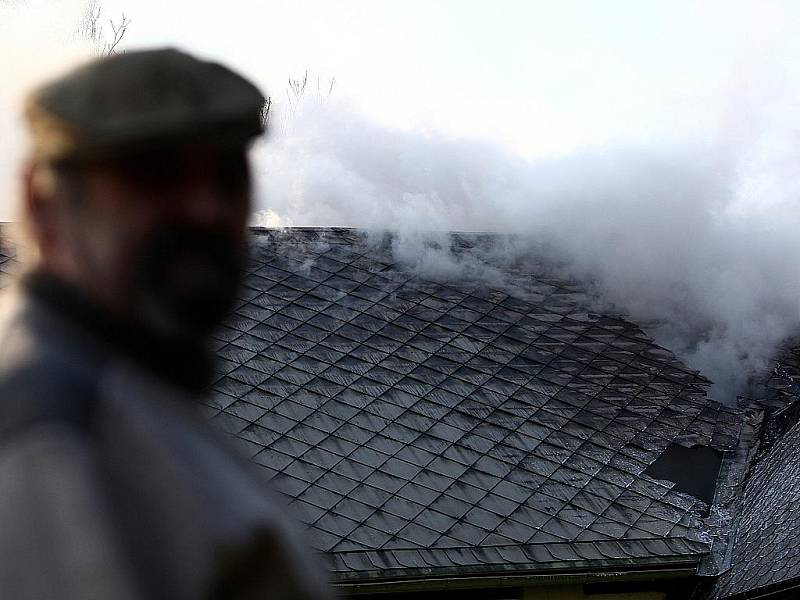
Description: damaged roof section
xmin=644 ymin=443 xmax=722 ymax=509
xmin=204 ymin=228 xmax=748 ymax=583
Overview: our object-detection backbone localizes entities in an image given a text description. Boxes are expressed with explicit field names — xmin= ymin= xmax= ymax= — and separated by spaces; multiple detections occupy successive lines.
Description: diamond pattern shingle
xmin=203 ymin=228 xmax=745 ymax=580
xmin=714 ymin=416 xmax=800 ymax=598
xmin=713 ymin=344 xmax=800 ymax=599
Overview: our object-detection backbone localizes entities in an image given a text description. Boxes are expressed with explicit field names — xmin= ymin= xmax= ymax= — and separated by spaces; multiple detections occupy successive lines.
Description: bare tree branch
xmin=77 ymin=1 xmax=131 ymax=56
xmin=103 ymin=13 xmax=131 ymax=55
xmin=77 ymin=0 xmax=101 ymax=45
xmin=280 ymin=69 xmax=335 ymax=134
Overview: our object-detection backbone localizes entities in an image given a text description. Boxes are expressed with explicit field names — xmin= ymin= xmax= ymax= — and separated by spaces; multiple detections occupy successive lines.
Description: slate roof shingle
xmin=713 ymin=346 xmax=800 ymax=599
xmin=714 ymin=417 xmax=800 ymax=598
xmin=206 ymin=228 xmax=747 ymax=582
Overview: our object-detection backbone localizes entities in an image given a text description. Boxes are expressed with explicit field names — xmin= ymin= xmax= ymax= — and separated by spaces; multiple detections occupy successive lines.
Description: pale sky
xmin=3 ymin=0 xmax=800 ymax=220
xmin=81 ymin=0 xmax=800 ymax=156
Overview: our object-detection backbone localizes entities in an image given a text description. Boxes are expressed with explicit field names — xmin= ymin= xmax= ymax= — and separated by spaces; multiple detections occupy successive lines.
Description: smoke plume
xmin=253 ymin=90 xmax=800 ymax=404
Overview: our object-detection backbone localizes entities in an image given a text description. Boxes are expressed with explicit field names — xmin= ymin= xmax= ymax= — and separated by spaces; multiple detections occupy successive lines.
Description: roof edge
xmin=336 ymin=559 xmax=702 ymax=594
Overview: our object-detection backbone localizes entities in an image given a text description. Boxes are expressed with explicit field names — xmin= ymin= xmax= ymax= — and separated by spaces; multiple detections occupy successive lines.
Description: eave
xmin=335 ymin=553 xmax=704 ymax=594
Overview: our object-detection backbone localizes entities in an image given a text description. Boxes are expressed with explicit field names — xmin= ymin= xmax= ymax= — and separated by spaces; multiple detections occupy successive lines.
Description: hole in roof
xmin=644 ymin=443 xmax=722 ymax=510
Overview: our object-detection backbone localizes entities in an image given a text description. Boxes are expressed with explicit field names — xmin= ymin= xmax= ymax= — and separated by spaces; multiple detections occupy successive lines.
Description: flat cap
xmin=25 ymin=48 xmax=266 ymax=165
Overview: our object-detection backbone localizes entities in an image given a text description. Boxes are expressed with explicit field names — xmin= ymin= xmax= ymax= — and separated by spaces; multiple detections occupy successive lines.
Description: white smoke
xmin=253 ymin=87 xmax=800 ymax=403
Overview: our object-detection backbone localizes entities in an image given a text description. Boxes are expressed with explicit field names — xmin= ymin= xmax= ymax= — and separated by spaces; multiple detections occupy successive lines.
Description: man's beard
xmin=135 ymin=225 xmax=245 ymax=341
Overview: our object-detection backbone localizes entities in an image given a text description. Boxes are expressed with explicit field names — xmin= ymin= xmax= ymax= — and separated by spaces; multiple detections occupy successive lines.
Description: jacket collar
xmin=21 ymin=270 xmax=215 ymax=395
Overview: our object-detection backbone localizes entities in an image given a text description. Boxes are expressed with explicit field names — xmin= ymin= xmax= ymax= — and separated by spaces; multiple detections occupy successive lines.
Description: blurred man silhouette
xmin=0 ymin=48 xmax=328 ymax=600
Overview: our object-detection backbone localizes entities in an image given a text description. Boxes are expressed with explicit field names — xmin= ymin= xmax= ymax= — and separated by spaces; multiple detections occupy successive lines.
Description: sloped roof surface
xmin=201 ymin=228 xmax=744 ymax=581
xmin=715 ymin=419 xmax=800 ymax=598
xmin=714 ymin=348 xmax=800 ymax=599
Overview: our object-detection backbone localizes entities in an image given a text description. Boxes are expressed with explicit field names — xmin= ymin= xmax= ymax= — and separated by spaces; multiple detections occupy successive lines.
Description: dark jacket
xmin=0 ymin=273 xmax=329 ymax=600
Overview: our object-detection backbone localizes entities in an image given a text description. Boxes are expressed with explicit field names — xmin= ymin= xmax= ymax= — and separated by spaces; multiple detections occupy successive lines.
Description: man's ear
xmin=23 ymin=162 xmax=63 ymax=263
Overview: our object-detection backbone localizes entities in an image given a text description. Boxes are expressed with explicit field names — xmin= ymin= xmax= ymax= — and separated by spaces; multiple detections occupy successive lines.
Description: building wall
xmin=524 ymin=585 xmax=665 ymax=600
xmin=347 ymin=577 xmax=694 ymax=600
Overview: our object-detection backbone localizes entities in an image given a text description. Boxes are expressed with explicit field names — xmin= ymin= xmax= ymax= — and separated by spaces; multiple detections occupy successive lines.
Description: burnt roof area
xmin=643 ymin=444 xmax=722 ymax=510
xmin=1 ymin=226 xmax=800 ymax=599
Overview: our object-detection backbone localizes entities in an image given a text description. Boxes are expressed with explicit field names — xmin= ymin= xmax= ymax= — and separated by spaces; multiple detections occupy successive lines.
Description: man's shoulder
xmin=0 ymin=422 xmax=143 ymax=599
xmin=0 ymin=287 xmax=102 ymax=437
xmin=94 ymin=363 xmax=330 ymax=599
xmin=0 ymin=289 xmax=329 ymax=599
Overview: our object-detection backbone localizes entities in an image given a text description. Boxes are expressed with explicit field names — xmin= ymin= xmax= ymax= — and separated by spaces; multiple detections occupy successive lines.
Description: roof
xmin=714 ymin=348 xmax=800 ymax=599
xmin=203 ymin=228 xmax=748 ymax=585
xmin=0 ymin=226 xmax=759 ymax=591
xmin=715 ymin=418 xmax=800 ymax=599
